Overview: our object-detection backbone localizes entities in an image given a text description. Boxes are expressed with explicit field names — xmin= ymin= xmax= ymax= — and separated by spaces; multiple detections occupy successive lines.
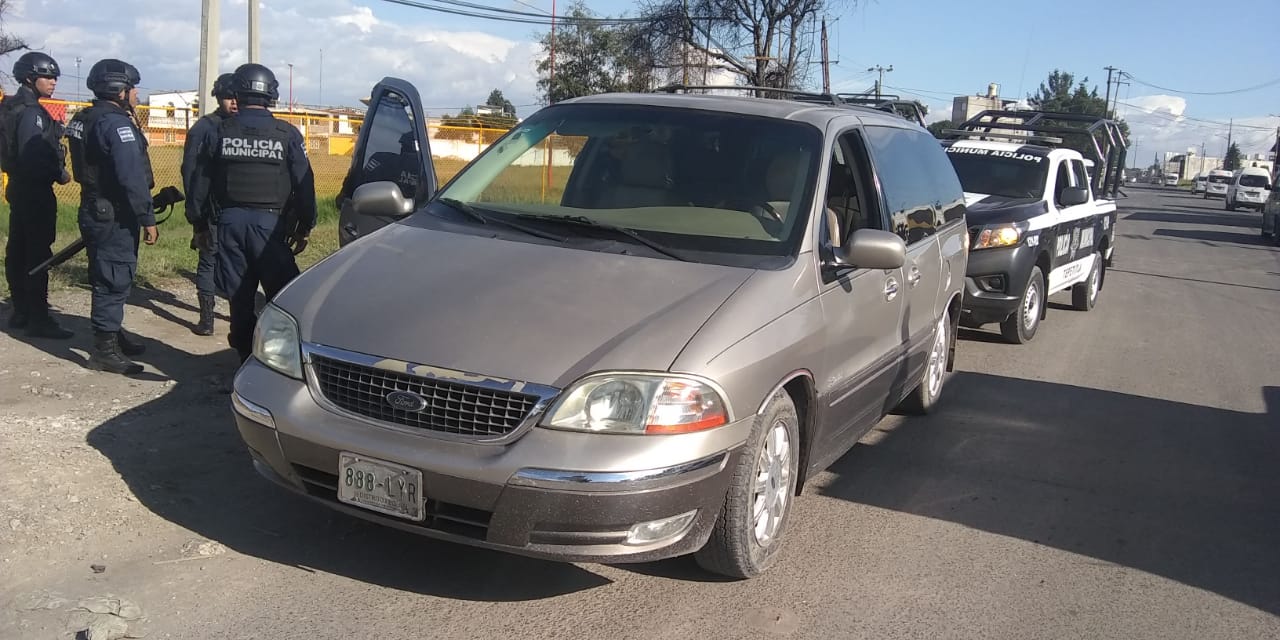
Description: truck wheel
xmin=1072 ymin=253 xmax=1102 ymax=311
xmin=1000 ymin=266 xmax=1044 ymax=344
xmin=897 ymin=313 xmax=952 ymax=415
xmin=695 ymin=391 xmax=799 ymax=579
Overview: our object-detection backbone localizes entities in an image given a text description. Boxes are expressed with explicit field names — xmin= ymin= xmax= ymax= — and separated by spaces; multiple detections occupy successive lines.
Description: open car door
xmin=336 ymin=78 xmax=437 ymax=246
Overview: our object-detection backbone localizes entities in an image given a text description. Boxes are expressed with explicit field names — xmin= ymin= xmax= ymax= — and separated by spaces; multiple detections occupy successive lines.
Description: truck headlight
xmin=971 ymin=222 xmax=1028 ymax=250
xmin=253 ymin=303 xmax=303 ymax=379
xmin=543 ymin=374 xmax=729 ymax=435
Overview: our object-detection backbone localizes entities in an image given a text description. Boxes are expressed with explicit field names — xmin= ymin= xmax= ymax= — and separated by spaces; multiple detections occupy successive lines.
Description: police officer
xmin=180 ymin=72 xmax=237 ymax=336
xmin=2 ymin=52 xmax=73 ymax=338
xmin=65 ymin=59 xmax=159 ymax=375
xmin=188 ymin=63 xmax=316 ymax=363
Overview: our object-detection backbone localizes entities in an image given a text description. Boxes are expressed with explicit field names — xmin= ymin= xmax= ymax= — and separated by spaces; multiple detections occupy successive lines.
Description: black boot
xmin=25 ymin=314 xmax=74 ymax=339
xmin=8 ymin=309 xmax=30 ymax=329
xmin=89 ymin=331 xmax=143 ymax=375
xmin=117 ymin=328 xmax=146 ymax=356
xmin=194 ymin=294 xmax=216 ymax=336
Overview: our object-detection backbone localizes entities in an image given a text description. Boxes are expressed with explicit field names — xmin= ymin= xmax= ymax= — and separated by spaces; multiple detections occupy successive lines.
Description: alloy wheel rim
xmin=752 ymin=421 xmax=792 ymax=547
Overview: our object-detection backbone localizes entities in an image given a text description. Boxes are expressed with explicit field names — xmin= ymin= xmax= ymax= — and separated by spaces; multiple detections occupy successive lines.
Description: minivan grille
xmin=311 ymin=355 xmax=540 ymax=437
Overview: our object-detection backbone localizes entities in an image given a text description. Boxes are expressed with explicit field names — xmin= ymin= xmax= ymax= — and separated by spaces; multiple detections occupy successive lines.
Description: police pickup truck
xmin=941 ymin=110 xmax=1126 ymax=344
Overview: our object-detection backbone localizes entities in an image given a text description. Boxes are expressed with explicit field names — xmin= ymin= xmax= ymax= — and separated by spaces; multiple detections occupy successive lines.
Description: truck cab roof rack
xmin=945 ymin=109 xmax=1130 ymax=197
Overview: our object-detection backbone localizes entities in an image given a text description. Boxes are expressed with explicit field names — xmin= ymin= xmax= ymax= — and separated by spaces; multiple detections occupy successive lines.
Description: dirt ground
xmin=0 ymin=280 xmax=259 ymax=640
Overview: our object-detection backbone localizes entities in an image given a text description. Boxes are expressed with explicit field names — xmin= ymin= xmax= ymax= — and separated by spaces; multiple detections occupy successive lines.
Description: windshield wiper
xmin=438 ymin=198 xmax=565 ymax=242
xmin=514 ymin=214 xmax=691 ymax=262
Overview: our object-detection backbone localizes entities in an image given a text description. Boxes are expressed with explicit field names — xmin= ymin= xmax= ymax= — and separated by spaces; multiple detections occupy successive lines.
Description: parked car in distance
xmin=1225 ymin=165 xmax=1273 ymax=211
xmin=1191 ymin=173 xmax=1207 ymax=194
xmin=1205 ymin=169 xmax=1233 ymax=198
xmin=230 ymin=79 xmax=970 ymax=579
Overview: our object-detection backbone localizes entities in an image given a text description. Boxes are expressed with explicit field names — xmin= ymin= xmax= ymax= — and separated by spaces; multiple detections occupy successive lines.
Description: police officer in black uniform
xmin=2 ymin=52 xmax=74 ymax=338
xmin=188 ymin=63 xmax=316 ymax=363
xmin=181 ymin=72 xmax=237 ymax=336
xmin=65 ymin=59 xmax=159 ymax=375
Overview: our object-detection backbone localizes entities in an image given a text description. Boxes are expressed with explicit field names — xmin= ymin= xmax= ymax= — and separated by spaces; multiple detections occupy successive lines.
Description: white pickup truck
xmin=941 ymin=139 xmax=1118 ymax=343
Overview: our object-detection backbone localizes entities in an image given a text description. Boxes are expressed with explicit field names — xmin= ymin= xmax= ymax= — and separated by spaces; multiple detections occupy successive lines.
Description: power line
xmin=1115 ymin=100 xmax=1277 ymax=131
xmin=379 ymin=0 xmax=648 ymax=24
xmin=1125 ymin=73 xmax=1280 ymax=96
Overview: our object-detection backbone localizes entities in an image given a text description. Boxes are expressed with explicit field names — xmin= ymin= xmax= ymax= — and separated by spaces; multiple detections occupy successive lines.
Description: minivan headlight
xmin=543 ymin=374 xmax=729 ymax=435
xmin=253 ymin=303 xmax=302 ymax=379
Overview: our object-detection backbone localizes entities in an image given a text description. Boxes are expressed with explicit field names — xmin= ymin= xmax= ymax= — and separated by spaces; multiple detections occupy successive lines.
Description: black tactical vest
xmin=66 ymin=101 xmax=154 ymax=201
xmin=214 ymin=115 xmax=293 ymax=211
xmin=0 ymin=88 xmax=62 ymax=176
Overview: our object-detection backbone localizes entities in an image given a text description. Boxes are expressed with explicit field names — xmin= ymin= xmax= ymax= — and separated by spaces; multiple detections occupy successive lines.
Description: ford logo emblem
xmin=386 ymin=390 xmax=428 ymax=412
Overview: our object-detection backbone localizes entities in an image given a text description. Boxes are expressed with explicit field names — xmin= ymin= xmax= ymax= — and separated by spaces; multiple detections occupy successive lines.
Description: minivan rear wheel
xmin=695 ymin=392 xmax=799 ymax=579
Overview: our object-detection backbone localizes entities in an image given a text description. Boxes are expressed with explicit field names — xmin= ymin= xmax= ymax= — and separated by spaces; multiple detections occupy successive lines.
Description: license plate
xmin=337 ymin=453 xmax=425 ymax=521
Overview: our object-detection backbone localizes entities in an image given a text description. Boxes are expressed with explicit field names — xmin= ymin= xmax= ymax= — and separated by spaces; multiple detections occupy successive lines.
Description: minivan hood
xmin=273 ymin=223 xmax=753 ymax=389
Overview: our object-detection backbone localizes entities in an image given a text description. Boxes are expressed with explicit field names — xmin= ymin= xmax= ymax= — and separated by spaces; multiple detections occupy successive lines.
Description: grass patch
xmin=1 ymin=153 xmax=570 ymax=298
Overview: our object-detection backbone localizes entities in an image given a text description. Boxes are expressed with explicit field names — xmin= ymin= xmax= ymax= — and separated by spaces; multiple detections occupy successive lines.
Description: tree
xmin=1224 ymin=142 xmax=1242 ymax=171
xmin=485 ymin=89 xmax=516 ymax=117
xmin=1026 ymin=69 xmax=1131 ymax=162
xmin=535 ymin=1 xmax=657 ymax=104
xmin=927 ymin=119 xmax=957 ymax=139
xmin=637 ymin=0 xmax=844 ymax=90
xmin=0 ymin=0 xmax=26 ymax=59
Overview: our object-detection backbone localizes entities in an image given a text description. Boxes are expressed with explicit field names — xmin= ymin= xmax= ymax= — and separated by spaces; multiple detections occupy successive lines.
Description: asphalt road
xmin=3 ymin=185 xmax=1278 ymax=639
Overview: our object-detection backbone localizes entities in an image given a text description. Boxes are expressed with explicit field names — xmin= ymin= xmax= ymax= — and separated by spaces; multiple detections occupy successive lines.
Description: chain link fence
xmin=8 ymin=100 xmax=515 ymax=206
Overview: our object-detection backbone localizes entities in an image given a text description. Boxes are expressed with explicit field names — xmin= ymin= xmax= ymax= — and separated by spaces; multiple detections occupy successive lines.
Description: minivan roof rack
xmin=653 ymin=84 xmax=930 ymax=126
xmin=945 ymin=109 xmax=1130 ymax=197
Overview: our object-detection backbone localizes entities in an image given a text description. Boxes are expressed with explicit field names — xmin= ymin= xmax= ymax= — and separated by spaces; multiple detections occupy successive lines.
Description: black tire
xmin=1226 ymin=198 xmax=1235 ymax=211
xmin=695 ymin=391 xmax=800 ymax=579
xmin=897 ymin=313 xmax=953 ymax=415
xmin=1071 ymin=253 xmax=1103 ymax=311
xmin=999 ymin=265 xmax=1044 ymax=344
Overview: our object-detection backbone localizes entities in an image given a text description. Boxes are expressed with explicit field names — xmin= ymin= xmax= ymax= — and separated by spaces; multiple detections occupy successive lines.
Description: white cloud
xmin=1119 ymin=94 xmax=1279 ymax=160
xmin=3 ymin=0 xmax=543 ymax=113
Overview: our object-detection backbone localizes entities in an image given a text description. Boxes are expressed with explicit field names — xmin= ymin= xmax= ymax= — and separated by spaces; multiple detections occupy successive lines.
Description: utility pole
xmin=1103 ymin=65 xmax=1116 ymax=116
xmin=1226 ymin=118 xmax=1234 ymax=168
xmin=198 ymin=0 xmax=220 ymax=124
xmin=820 ymin=19 xmax=831 ymax=93
xmin=867 ymin=64 xmax=892 ymax=99
xmin=1112 ymin=74 xmax=1129 ymax=117
xmin=682 ymin=0 xmax=690 ymax=85
xmin=248 ymin=0 xmax=260 ymax=63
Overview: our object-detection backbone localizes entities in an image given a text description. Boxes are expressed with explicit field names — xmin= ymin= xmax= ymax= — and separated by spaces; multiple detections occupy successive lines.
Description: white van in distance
xmin=1225 ymin=166 xmax=1272 ymax=211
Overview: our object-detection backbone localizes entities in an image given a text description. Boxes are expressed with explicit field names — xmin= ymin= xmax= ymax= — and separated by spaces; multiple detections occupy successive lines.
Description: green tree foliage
xmin=926 ymin=119 xmax=957 ymax=139
xmin=485 ymin=89 xmax=517 ymax=117
xmin=1223 ymin=142 xmax=1242 ymax=171
xmin=1027 ymin=69 xmax=1131 ymax=165
xmin=535 ymin=1 xmax=656 ymax=104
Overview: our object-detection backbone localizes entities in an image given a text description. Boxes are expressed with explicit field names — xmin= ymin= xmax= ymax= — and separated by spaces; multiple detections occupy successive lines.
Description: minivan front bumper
xmin=230 ymin=359 xmax=749 ymax=564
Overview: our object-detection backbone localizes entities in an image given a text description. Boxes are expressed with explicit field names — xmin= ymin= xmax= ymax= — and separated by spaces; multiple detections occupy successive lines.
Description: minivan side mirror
xmin=827 ymin=229 xmax=907 ymax=271
xmin=352 ymin=181 xmax=415 ymax=218
xmin=1060 ymin=187 xmax=1090 ymax=207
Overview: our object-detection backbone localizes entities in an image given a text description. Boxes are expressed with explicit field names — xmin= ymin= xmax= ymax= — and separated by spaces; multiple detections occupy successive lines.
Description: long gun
xmin=28 ymin=186 xmax=185 ymax=276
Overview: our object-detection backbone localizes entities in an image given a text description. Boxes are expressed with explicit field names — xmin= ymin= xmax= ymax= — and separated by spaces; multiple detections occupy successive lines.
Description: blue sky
xmin=7 ymin=0 xmax=1279 ymax=158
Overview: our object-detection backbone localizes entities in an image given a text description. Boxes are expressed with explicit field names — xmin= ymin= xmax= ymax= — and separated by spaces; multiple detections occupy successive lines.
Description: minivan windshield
xmin=431 ymin=103 xmax=822 ymax=267
xmin=944 ymin=148 xmax=1049 ymax=199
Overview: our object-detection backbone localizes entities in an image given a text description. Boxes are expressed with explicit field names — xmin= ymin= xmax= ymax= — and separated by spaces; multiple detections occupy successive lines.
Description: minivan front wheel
xmin=695 ymin=392 xmax=800 ymax=579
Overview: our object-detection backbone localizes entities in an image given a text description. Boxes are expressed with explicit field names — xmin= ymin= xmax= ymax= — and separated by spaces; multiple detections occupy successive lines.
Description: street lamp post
xmin=75 ymin=57 xmax=82 ymax=102
xmin=287 ymin=63 xmax=293 ymax=113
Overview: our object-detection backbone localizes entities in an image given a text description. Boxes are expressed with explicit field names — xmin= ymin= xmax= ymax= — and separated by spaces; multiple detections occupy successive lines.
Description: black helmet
xmin=231 ymin=63 xmax=279 ymax=102
xmin=212 ymin=73 xmax=236 ymax=99
xmin=13 ymin=52 xmax=60 ymax=84
xmin=87 ymin=59 xmax=141 ymax=99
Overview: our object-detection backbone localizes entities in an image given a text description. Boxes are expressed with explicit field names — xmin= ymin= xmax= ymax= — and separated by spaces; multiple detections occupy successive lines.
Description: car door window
xmin=822 ymin=130 xmax=883 ymax=248
xmin=1071 ymin=160 xmax=1092 ymax=199
xmin=1053 ymin=161 xmax=1073 ymax=207
xmin=864 ymin=125 xmax=939 ymax=244
xmin=353 ymin=92 xmax=423 ymax=200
